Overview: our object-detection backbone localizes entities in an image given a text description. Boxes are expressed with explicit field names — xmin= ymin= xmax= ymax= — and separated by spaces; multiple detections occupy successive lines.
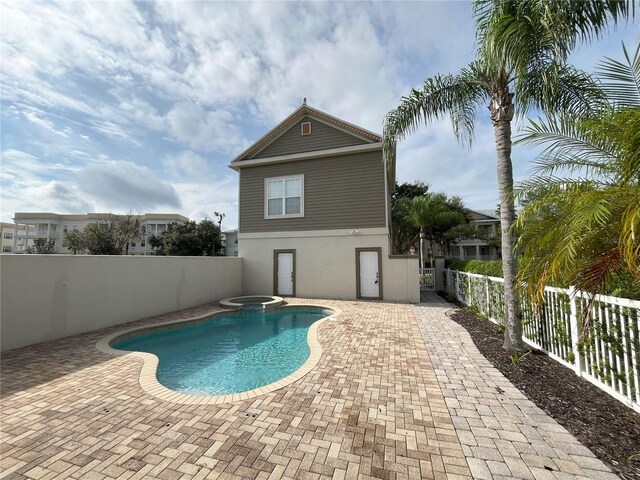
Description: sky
xmin=1 ymin=1 xmax=637 ymax=229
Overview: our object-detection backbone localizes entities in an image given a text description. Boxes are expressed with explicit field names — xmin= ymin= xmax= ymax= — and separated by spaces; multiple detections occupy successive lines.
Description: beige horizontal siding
xmin=248 ymin=117 xmax=368 ymax=159
xmin=239 ymin=150 xmax=387 ymax=232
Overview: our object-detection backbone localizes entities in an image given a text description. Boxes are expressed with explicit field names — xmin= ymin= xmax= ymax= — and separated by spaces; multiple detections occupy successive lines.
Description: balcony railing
xmin=449 ymin=254 xmax=497 ymax=261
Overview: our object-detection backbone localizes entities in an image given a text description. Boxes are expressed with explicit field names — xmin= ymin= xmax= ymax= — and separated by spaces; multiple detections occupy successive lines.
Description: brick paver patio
xmin=0 ymin=297 xmax=614 ymax=479
xmin=414 ymin=294 xmax=617 ymax=480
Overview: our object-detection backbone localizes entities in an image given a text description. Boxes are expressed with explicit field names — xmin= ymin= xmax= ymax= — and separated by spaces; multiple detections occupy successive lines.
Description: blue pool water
xmin=111 ymin=308 xmax=330 ymax=395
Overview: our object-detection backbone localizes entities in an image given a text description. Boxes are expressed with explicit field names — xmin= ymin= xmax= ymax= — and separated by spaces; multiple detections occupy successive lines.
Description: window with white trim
xmin=265 ymin=175 xmax=303 ymax=218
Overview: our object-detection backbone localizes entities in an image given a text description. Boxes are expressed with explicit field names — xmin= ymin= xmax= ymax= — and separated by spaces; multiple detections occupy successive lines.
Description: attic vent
xmin=301 ymin=121 xmax=311 ymax=136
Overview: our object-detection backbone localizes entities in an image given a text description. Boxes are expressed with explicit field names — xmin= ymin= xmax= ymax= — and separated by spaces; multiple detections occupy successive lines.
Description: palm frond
xmin=476 ymin=0 xmax=635 ymax=73
xmin=597 ymin=41 xmax=640 ymax=108
xmin=516 ymin=62 xmax=606 ymax=117
xmin=516 ymin=180 xmax=639 ymax=298
xmin=516 ymin=116 xmax=619 ymax=178
xmin=383 ymin=65 xmax=488 ymax=166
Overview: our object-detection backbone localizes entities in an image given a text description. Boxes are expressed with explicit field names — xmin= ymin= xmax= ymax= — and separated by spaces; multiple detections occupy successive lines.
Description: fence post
xmin=444 ymin=268 xmax=451 ymax=293
xmin=568 ymin=286 xmax=583 ymax=376
xmin=455 ymin=271 xmax=459 ymax=300
xmin=435 ymin=259 xmax=445 ymax=291
xmin=485 ymin=277 xmax=491 ymax=320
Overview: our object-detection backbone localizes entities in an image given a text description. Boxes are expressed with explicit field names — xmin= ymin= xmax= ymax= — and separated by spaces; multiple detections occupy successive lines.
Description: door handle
xmin=291 ymin=272 xmax=294 ymax=280
xmin=375 ymin=272 xmax=379 ymax=284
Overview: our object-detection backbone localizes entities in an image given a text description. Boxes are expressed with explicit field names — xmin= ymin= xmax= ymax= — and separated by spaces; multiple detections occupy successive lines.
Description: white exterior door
xmin=359 ymin=250 xmax=380 ymax=298
xmin=276 ymin=252 xmax=294 ymax=296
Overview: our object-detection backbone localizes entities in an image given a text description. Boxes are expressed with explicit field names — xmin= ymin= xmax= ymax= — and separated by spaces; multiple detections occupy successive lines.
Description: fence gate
xmin=419 ymin=268 xmax=435 ymax=292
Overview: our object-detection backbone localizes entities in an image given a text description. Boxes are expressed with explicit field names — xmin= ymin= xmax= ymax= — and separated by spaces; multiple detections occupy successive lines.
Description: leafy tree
xmin=426 ymin=193 xmax=473 ymax=256
xmin=383 ymin=0 xmax=631 ymax=351
xmin=115 ymin=214 xmax=143 ymax=255
xmin=516 ymin=42 xmax=640 ymax=300
xmin=33 ymin=238 xmax=55 ymax=254
xmin=393 ymin=181 xmax=430 ymax=201
xmin=64 ymin=230 xmax=86 ymax=255
xmin=149 ymin=220 xmax=222 ymax=256
xmin=437 ymin=223 xmax=481 ymax=258
xmin=486 ymin=227 xmax=502 ymax=259
xmin=81 ymin=223 xmax=121 ymax=255
xmin=407 ymin=194 xmax=466 ymax=267
xmin=62 ymin=213 xmax=143 ymax=255
xmin=390 ymin=181 xmax=429 ymax=254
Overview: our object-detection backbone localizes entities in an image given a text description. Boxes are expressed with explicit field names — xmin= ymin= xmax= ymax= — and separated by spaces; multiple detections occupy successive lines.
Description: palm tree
xmin=407 ymin=194 xmax=465 ymax=268
xmin=515 ymin=42 xmax=640 ymax=299
xmin=383 ymin=0 xmax=632 ymax=351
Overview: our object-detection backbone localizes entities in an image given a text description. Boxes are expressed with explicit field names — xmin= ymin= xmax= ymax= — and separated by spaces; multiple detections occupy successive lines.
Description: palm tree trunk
xmin=490 ymin=87 xmax=524 ymax=352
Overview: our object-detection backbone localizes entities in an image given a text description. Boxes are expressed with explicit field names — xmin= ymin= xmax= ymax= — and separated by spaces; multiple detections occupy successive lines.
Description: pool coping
xmin=95 ymin=303 xmax=341 ymax=405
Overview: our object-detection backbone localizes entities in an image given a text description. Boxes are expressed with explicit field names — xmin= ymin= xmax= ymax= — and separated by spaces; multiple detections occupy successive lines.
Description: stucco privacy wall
xmin=239 ymin=230 xmax=420 ymax=302
xmin=0 ymin=255 xmax=242 ymax=352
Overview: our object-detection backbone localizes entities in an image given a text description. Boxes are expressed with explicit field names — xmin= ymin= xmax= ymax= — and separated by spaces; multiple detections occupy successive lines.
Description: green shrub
xmin=609 ymin=270 xmax=640 ymax=300
xmin=447 ymin=259 xmax=503 ymax=277
xmin=465 ymin=260 xmax=503 ymax=277
xmin=446 ymin=258 xmax=468 ymax=271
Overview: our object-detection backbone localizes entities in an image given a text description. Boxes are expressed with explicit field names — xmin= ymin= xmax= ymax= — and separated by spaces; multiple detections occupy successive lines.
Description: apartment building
xmin=10 ymin=213 xmax=188 ymax=254
xmin=0 ymin=223 xmax=34 ymax=253
xmin=450 ymin=209 xmax=501 ymax=260
xmin=222 ymin=229 xmax=238 ymax=257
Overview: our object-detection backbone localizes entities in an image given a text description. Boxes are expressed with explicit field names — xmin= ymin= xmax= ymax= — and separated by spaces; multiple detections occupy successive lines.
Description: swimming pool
xmin=110 ymin=307 xmax=332 ymax=396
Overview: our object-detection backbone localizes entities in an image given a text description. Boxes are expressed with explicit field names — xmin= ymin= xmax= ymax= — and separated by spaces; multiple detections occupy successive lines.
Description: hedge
xmin=445 ymin=259 xmax=639 ymax=300
xmin=445 ymin=259 xmax=503 ymax=277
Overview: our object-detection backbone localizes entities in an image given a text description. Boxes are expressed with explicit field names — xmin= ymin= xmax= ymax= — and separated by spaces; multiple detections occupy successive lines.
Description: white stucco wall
xmin=239 ymin=230 xmax=419 ymax=302
xmin=0 ymin=255 xmax=242 ymax=351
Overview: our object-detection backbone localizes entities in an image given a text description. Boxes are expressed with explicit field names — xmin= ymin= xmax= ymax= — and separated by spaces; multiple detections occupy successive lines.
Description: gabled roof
xmin=468 ymin=209 xmax=500 ymax=221
xmin=230 ymin=102 xmax=382 ymax=164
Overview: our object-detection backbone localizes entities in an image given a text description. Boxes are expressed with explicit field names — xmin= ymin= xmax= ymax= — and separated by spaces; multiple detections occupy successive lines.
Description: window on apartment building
xmin=3 ymin=246 xmax=12 ymax=252
xmin=265 ymin=175 xmax=303 ymax=218
xmin=3 ymin=232 xmax=13 ymax=239
xmin=141 ymin=239 xmax=145 ymax=247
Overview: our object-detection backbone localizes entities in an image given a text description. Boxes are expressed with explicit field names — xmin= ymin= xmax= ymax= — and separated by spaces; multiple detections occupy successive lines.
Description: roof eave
xmin=230 ymin=104 xmax=382 ymax=164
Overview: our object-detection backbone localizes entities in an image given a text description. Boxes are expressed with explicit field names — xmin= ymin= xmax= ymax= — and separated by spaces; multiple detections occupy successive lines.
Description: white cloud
xmin=165 ymin=102 xmax=245 ymax=152
xmin=0 ymin=149 xmax=94 ymax=220
xmin=75 ymin=160 xmax=181 ymax=210
xmin=1 ymin=0 xmax=474 ymax=149
xmin=172 ymin=178 xmax=238 ymax=228
xmin=1 ymin=0 xmax=637 ymax=222
xmin=163 ymin=150 xmax=213 ymax=181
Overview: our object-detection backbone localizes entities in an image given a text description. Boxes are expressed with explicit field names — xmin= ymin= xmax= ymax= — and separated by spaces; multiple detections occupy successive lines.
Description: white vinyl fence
xmin=445 ymin=269 xmax=640 ymax=413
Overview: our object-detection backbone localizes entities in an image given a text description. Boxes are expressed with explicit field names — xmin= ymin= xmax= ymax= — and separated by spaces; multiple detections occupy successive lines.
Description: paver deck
xmin=0 ymin=297 xmax=613 ymax=479
xmin=0 ymin=299 xmax=470 ymax=480
xmin=414 ymin=293 xmax=617 ymax=480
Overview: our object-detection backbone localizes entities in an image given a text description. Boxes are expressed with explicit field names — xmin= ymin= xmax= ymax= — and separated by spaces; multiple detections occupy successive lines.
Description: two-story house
xmin=450 ymin=209 xmax=501 ymax=260
xmin=229 ymin=102 xmax=418 ymax=302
